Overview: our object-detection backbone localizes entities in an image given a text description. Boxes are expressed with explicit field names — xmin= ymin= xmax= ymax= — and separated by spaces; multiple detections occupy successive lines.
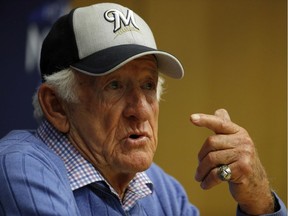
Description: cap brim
xmin=70 ymin=44 xmax=184 ymax=79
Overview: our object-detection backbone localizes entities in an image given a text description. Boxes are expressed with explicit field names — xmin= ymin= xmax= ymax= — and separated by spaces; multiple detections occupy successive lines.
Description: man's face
xmin=65 ymin=55 xmax=159 ymax=178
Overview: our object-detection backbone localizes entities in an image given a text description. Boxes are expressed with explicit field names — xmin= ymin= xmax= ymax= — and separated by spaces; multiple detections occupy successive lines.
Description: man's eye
xmin=143 ymin=82 xmax=156 ymax=90
xmin=108 ymin=81 xmax=121 ymax=90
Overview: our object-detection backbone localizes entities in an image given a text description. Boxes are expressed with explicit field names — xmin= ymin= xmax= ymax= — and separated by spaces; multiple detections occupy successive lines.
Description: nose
xmin=123 ymin=87 xmax=150 ymax=122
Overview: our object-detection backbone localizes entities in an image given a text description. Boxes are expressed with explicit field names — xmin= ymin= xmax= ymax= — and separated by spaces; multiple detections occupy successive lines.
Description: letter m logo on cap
xmin=104 ymin=9 xmax=140 ymax=33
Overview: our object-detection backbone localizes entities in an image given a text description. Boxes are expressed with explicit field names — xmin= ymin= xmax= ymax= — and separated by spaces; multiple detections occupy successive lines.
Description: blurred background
xmin=1 ymin=0 xmax=286 ymax=215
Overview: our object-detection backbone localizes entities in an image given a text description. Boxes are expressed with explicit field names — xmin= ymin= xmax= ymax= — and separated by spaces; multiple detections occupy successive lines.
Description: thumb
xmin=214 ymin=108 xmax=231 ymax=121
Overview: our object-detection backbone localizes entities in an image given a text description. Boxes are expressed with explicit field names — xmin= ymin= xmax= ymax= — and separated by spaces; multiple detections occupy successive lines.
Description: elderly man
xmin=0 ymin=3 xmax=286 ymax=216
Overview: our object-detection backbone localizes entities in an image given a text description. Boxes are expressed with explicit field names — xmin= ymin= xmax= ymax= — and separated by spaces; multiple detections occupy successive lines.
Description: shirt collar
xmin=35 ymin=119 xmax=153 ymax=195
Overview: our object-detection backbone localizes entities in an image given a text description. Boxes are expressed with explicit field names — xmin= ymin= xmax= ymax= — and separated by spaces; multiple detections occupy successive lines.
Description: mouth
xmin=119 ymin=130 xmax=152 ymax=148
xmin=124 ymin=131 xmax=150 ymax=144
xmin=129 ymin=134 xmax=141 ymax=139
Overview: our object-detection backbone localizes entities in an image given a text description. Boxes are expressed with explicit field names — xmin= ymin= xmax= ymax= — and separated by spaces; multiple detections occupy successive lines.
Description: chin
xmin=121 ymin=153 xmax=154 ymax=173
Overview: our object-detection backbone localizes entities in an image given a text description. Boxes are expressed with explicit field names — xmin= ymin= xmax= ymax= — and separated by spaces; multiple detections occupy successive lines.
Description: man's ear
xmin=38 ymin=84 xmax=70 ymax=133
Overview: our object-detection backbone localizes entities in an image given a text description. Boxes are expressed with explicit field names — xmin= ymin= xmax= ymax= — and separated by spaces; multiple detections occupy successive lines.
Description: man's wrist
xmin=239 ymin=191 xmax=275 ymax=215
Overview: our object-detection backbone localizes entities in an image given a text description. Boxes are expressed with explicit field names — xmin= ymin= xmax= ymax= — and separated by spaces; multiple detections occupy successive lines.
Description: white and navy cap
xmin=40 ymin=3 xmax=184 ymax=82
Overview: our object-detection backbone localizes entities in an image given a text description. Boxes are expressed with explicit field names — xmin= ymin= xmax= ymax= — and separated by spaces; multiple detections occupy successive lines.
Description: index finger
xmin=190 ymin=113 xmax=239 ymax=134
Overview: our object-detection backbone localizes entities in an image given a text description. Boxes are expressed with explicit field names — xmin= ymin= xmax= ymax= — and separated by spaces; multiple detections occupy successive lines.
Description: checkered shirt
xmin=36 ymin=119 xmax=153 ymax=212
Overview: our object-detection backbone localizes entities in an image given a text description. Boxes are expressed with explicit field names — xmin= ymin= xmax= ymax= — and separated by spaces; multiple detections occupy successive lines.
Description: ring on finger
xmin=218 ymin=164 xmax=232 ymax=181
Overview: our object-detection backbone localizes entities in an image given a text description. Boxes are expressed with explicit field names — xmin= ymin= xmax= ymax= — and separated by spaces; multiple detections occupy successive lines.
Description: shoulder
xmin=1 ymin=130 xmax=49 ymax=152
xmin=0 ymin=130 xmax=68 ymax=180
xmin=0 ymin=130 xmax=79 ymax=215
xmin=1 ymin=130 xmax=61 ymax=161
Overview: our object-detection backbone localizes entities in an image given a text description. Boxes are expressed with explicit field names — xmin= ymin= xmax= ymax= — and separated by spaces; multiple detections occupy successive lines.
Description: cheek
xmin=88 ymin=105 xmax=124 ymax=149
xmin=67 ymin=99 xmax=115 ymax=144
xmin=152 ymin=102 xmax=159 ymax=127
xmin=68 ymin=108 xmax=121 ymax=165
xmin=150 ymin=102 xmax=159 ymax=146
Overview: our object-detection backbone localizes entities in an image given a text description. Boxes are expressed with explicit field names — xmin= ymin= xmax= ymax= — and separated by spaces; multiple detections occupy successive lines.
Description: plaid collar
xmin=36 ymin=119 xmax=153 ymax=211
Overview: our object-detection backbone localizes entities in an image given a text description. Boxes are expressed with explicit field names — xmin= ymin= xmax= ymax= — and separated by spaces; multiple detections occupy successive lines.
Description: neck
xmin=102 ymin=171 xmax=136 ymax=200
xmin=66 ymin=135 xmax=137 ymax=199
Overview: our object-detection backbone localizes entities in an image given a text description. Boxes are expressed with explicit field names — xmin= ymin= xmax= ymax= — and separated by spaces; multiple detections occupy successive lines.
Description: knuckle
xmin=235 ymin=132 xmax=254 ymax=148
xmin=237 ymin=158 xmax=253 ymax=175
xmin=206 ymin=135 xmax=217 ymax=145
xmin=201 ymin=169 xmax=221 ymax=190
xmin=215 ymin=108 xmax=228 ymax=115
xmin=219 ymin=119 xmax=229 ymax=131
xmin=206 ymin=152 xmax=216 ymax=164
xmin=243 ymin=136 xmax=253 ymax=146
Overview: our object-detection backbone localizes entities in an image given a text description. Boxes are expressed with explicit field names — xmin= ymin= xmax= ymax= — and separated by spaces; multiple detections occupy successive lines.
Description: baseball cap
xmin=40 ymin=3 xmax=184 ymax=81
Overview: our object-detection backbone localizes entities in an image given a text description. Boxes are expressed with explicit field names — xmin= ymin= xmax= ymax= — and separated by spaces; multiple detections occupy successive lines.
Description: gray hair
xmin=32 ymin=68 xmax=165 ymax=122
